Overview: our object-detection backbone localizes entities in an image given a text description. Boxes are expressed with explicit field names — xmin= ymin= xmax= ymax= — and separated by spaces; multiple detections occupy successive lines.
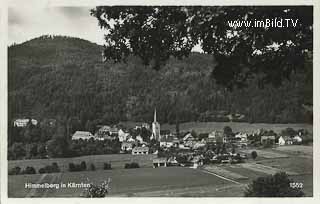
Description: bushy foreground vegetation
xmin=245 ymin=172 xmax=305 ymax=197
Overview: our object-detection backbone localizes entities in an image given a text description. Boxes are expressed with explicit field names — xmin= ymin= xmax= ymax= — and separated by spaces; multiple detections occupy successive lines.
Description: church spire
xmin=154 ymin=108 xmax=157 ymax=122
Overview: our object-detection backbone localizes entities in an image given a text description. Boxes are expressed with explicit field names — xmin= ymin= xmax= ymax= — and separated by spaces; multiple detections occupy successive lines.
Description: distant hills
xmin=8 ymin=35 xmax=313 ymax=126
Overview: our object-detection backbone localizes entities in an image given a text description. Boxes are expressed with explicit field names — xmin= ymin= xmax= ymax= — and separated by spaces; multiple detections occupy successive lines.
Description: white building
xmin=13 ymin=118 xmax=38 ymax=127
xmin=118 ymin=129 xmax=130 ymax=142
xmin=293 ymin=135 xmax=303 ymax=143
xmin=132 ymin=147 xmax=149 ymax=155
xmin=278 ymin=136 xmax=293 ymax=146
xmin=72 ymin=131 xmax=95 ymax=140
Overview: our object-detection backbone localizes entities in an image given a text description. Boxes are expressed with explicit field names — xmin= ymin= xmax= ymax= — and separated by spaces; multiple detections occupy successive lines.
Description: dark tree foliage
xmin=91 ymin=6 xmax=313 ymax=88
xmin=8 ymin=35 xmax=312 ymax=131
xmin=245 ymin=172 xmax=305 ymax=197
xmin=251 ymin=151 xmax=258 ymax=159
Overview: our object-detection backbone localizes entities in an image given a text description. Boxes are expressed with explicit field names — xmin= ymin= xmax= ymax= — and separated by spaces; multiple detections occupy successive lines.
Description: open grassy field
xmin=8 ymin=167 xmax=246 ymax=197
xmin=8 ymin=154 xmax=157 ymax=172
xmin=8 ymin=145 xmax=313 ymax=197
xmin=161 ymin=121 xmax=312 ymax=134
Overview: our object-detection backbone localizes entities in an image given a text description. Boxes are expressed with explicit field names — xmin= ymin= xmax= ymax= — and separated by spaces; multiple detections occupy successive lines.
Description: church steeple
xmin=151 ymin=108 xmax=160 ymax=141
xmin=154 ymin=109 xmax=157 ymax=123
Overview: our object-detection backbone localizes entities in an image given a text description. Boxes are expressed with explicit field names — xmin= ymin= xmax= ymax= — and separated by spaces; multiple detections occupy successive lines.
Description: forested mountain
xmin=8 ymin=35 xmax=313 ymax=128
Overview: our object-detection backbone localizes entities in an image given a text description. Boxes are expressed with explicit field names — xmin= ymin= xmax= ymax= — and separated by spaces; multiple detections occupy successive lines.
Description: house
xmin=72 ymin=131 xmax=95 ymax=140
xmin=132 ymin=146 xmax=149 ymax=155
xmin=160 ymin=135 xmax=174 ymax=148
xmin=278 ymin=136 xmax=293 ymax=146
xmin=190 ymin=155 xmax=204 ymax=168
xmin=110 ymin=126 xmax=119 ymax=136
xmin=178 ymin=144 xmax=190 ymax=149
xmin=121 ymin=142 xmax=133 ymax=151
xmin=193 ymin=140 xmax=206 ymax=149
xmin=13 ymin=118 xmax=38 ymax=127
xmin=235 ymin=132 xmax=248 ymax=147
xmin=136 ymin=135 xmax=144 ymax=143
xmin=141 ymin=123 xmax=150 ymax=130
xmin=261 ymin=135 xmax=276 ymax=146
xmin=153 ymin=158 xmax=168 ymax=168
xmin=167 ymin=157 xmax=179 ymax=166
xmin=95 ymin=125 xmax=115 ymax=140
xmin=293 ymin=135 xmax=303 ymax=144
xmin=97 ymin=125 xmax=111 ymax=135
xmin=183 ymin=133 xmax=197 ymax=147
xmin=118 ymin=129 xmax=130 ymax=142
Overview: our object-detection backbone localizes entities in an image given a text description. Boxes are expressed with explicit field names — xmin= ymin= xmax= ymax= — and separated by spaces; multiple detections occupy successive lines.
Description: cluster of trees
xmin=38 ymin=162 xmax=60 ymax=174
xmin=245 ymin=172 xmax=304 ymax=197
xmin=124 ymin=162 xmax=140 ymax=169
xmin=7 ymin=120 xmax=121 ymax=160
xmin=8 ymin=166 xmax=36 ymax=175
xmin=69 ymin=161 xmax=88 ymax=172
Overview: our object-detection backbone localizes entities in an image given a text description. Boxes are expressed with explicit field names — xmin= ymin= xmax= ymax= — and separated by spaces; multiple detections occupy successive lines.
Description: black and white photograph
xmin=2 ymin=0 xmax=317 ymax=199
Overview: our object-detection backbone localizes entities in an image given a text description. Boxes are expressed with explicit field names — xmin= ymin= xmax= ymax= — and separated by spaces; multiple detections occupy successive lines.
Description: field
xmin=161 ymin=121 xmax=313 ymax=134
xmin=8 ymin=167 xmax=246 ymax=197
xmin=8 ymin=145 xmax=313 ymax=197
xmin=9 ymin=154 xmax=157 ymax=172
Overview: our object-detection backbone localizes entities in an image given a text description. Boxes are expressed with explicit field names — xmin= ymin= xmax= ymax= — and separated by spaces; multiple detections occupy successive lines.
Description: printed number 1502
xmin=290 ymin=182 xmax=303 ymax=189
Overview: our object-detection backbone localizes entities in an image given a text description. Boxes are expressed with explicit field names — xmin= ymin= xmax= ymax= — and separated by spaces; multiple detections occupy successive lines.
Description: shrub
xmin=251 ymin=151 xmax=258 ymax=159
xmin=80 ymin=161 xmax=87 ymax=171
xmin=82 ymin=178 xmax=111 ymax=197
xmin=39 ymin=163 xmax=61 ymax=174
xmin=38 ymin=168 xmax=46 ymax=174
xmin=69 ymin=163 xmax=76 ymax=172
xmin=90 ymin=164 xmax=96 ymax=171
xmin=244 ymin=172 xmax=304 ymax=197
xmin=22 ymin=166 xmax=36 ymax=174
xmin=51 ymin=162 xmax=60 ymax=171
xmin=8 ymin=166 xmax=21 ymax=175
xmin=69 ymin=162 xmax=89 ymax=172
xmin=124 ymin=162 xmax=140 ymax=169
xmin=104 ymin=162 xmax=112 ymax=170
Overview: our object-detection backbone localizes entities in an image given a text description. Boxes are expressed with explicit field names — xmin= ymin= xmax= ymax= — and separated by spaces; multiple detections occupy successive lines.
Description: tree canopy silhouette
xmin=91 ymin=6 xmax=313 ymax=89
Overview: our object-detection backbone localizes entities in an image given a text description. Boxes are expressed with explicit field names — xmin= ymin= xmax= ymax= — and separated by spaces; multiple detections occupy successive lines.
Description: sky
xmin=8 ymin=7 xmax=106 ymax=45
xmin=8 ymin=6 xmax=203 ymax=52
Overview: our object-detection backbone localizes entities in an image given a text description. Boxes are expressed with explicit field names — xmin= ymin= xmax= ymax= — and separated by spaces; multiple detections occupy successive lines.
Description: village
xmin=12 ymin=109 xmax=311 ymax=170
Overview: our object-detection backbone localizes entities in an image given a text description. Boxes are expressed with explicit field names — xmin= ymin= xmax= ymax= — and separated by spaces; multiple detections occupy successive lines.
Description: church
xmin=150 ymin=109 xmax=161 ymax=141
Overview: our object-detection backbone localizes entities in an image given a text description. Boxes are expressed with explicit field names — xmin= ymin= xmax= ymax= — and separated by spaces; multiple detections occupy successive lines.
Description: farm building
xmin=293 ymin=135 xmax=303 ymax=143
xmin=260 ymin=135 xmax=276 ymax=146
xmin=132 ymin=147 xmax=149 ymax=155
xmin=13 ymin=118 xmax=38 ymax=127
xmin=118 ymin=129 xmax=130 ymax=142
xmin=72 ymin=131 xmax=95 ymax=140
xmin=153 ymin=158 xmax=168 ymax=168
xmin=278 ymin=136 xmax=293 ymax=145
xmin=121 ymin=142 xmax=134 ymax=151
xmin=95 ymin=125 xmax=117 ymax=140
xmin=110 ymin=126 xmax=119 ymax=136
xmin=136 ymin=135 xmax=144 ymax=143
xmin=235 ymin=132 xmax=248 ymax=147
xmin=160 ymin=135 xmax=174 ymax=148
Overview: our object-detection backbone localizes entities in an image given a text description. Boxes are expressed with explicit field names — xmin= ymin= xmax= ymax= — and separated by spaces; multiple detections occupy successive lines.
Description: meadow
xmin=8 ymin=167 xmax=244 ymax=197
xmin=8 ymin=143 xmax=313 ymax=197
xmin=161 ymin=121 xmax=313 ymax=134
xmin=8 ymin=154 xmax=157 ymax=173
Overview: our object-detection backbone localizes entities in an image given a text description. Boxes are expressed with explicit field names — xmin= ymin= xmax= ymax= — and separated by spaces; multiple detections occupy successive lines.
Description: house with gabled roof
xmin=72 ymin=131 xmax=95 ymax=140
xmin=132 ymin=146 xmax=149 ymax=155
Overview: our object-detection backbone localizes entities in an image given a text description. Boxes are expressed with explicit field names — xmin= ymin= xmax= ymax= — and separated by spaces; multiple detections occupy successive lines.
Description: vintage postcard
xmin=1 ymin=0 xmax=319 ymax=203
